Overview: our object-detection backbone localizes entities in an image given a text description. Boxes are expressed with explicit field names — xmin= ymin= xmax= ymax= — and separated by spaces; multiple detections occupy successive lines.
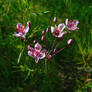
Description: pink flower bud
xmin=21 ymin=37 xmax=24 ymax=42
xmin=28 ymin=45 xmax=31 ymax=50
xmin=27 ymin=21 xmax=31 ymax=28
xmin=60 ymin=37 xmax=63 ymax=41
xmin=53 ymin=17 xmax=57 ymax=23
xmin=42 ymin=30 xmax=45 ymax=35
xmin=48 ymin=55 xmax=52 ymax=61
xmin=41 ymin=35 xmax=45 ymax=41
xmin=67 ymin=39 xmax=73 ymax=45
xmin=33 ymin=40 xmax=37 ymax=44
xmin=53 ymin=48 xmax=57 ymax=53
xmin=46 ymin=28 xmax=49 ymax=32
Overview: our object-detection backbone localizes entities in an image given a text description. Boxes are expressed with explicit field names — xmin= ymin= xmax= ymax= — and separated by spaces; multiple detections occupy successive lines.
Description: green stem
xmin=45 ymin=59 xmax=47 ymax=75
xmin=17 ymin=47 xmax=24 ymax=64
xmin=44 ymin=59 xmax=48 ymax=92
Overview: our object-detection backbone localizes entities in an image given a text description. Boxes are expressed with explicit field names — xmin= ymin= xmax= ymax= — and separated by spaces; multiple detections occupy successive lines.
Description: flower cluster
xmin=14 ymin=17 xmax=79 ymax=63
xmin=51 ymin=18 xmax=79 ymax=38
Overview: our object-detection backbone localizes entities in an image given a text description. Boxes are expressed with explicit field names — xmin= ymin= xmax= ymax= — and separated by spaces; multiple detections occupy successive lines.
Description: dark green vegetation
xmin=0 ymin=0 xmax=92 ymax=92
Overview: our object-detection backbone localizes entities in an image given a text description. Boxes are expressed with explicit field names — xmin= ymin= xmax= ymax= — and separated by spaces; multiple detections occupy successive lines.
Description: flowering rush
xmin=51 ymin=24 xmax=67 ymax=38
xmin=27 ymin=17 xmax=79 ymax=63
xmin=28 ymin=43 xmax=46 ymax=63
xmin=65 ymin=18 xmax=79 ymax=30
xmin=13 ymin=21 xmax=30 ymax=41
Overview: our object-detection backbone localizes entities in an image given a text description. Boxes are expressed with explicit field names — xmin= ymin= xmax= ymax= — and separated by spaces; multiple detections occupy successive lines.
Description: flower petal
xmin=13 ymin=32 xmax=22 ymax=37
xmin=39 ymin=52 xmax=45 ymax=59
xmin=73 ymin=20 xmax=79 ymax=26
xmin=58 ymin=23 xmax=65 ymax=32
xmin=65 ymin=18 xmax=68 ymax=25
xmin=41 ymin=49 xmax=47 ymax=53
xmin=24 ymin=26 xmax=29 ymax=34
xmin=27 ymin=45 xmax=33 ymax=50
xmin=16 ymin=23 xmax=23 ymax=29
xmin=35 ymin=43 xmax=42 ymax=51
xmin=35 ymin=57 xmax=39 ymax=63
xmin=67 ymin=39 xmax=72 ymax=45
xmin=70 ymin=26 xmax=79 ymax=30
xmin=28 ymin=50 xmax=35 ymax=58
xmin=58 ymin=31 xmax=67 ymax=37
xmin=51 ymin=26 xmax=54 ymax=33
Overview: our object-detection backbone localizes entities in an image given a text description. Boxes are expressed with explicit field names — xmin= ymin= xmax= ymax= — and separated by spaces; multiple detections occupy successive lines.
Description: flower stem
xmin=17 ymin=47 xmax=24 ymax=64
xmin=52 ymin=46 xmax=66 ymax=57
xmin=44 ymin=59 xmax=48 ymax=92
xmin=49 ymin=38 xmax=56 ymax=54
xmin=45 ymin=59 xmax=47 ymax=75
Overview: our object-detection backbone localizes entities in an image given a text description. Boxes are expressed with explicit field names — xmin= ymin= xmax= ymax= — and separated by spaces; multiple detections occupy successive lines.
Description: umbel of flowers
xmin=13 ymin=18 xmax=79 ymax=63
xmin=27 ymin=17 xmax=79 ymax=63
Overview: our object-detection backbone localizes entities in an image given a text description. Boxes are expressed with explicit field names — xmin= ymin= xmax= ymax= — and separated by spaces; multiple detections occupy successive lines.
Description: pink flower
xmin=41 ymin=35 xmax=45 ymax=41
xmin=13 ymin=22 xmax=30 ymax=40
xmin=67 ymin=39 xmax=73 ymax=45
xmin=65 ymin=18 xmax=79 ymax=30
xmin=28 ymin=43 xmax=46 ymax=63
xmin=51 ymin=24 xmax=66 ymax=38
xmin=53 ymin=17 xmax=57 ymax=23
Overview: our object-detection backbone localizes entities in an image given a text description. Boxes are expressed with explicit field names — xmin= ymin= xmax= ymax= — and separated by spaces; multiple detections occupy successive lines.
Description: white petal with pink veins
xmin=13 ymin=32 xmax=22 ymax=37
xmin=27 ymin=45 xmax=33 ymax=50
xmin=58 ymin=23 xmax=65 ymax=32
xmin=39 ymin=52 xmax=45 ymax=59
xmin=67 ymin=39 xmax=72 ymax=45
xmin=71 ymin=27 xmax=79 ymax=31
xmin=73 ymin=20 xmax=79 ymax=26
xmin=16 ymin=23 xmax=23 ymax=29
xmin=41 ymin=49 xmax=47 ymax=53
xmin=58 ymin=32 xmax=67 ymax=37
xmin=35 ymin=57 xmax=39 ymax=63
xmin=65 ymin=18 xmax=68 ymax=25
xmin=24 ymin=26 xmax=29 ymax=34
xmin=51 ymin=26 xmax=54 ymax=33
xmin=28 ymin=51 xmax=35 ymax=58
xmin=35 ymin=43 xmax=42 ymax=51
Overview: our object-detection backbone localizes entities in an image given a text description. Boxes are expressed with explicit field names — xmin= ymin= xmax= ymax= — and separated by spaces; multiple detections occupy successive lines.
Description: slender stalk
xmin=49 ymin=38 xmax=56 ymax=54
xmin=45 ymin=59 xmax=47 ymax=75
xmin=17 ymin=47 xmax=24 ymax=64
xmin=52 ymin=46 xmax=66 ymax=57
xmin=44 ymin=59 xmax=48 ymax=92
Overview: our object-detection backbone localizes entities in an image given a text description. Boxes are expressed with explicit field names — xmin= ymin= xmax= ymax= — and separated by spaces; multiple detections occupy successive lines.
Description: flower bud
xmin=28 ymin=45 xmax=31 ymax=50
xmin=27 ymin=21 xmax=31 ymax=28
xmin=48 ymin=55 xmax=52 ymax=61
xmin=27 ymin=45 xmax=33 ymax=50
xmin=53 ymin=17 xmax=57 ymax=23
xmin=42 ymin=30 xmax=45 ymax=35
xmin=41 ymin=35 xmax=45 ymax=41
xmin=67 ymin=39 xmax=73 ymax=45
xmin=60 ymin=37 xmax=63 ymax=41
xmin=53 ymin=48 xmax=57 ymax=53
xmin=33 ymin=40 xmax=37 ymax=44
xmin=46 ymin=28 xmax=49 ymax=32
xmin=21 ymin=37 xmax=24 ymax=42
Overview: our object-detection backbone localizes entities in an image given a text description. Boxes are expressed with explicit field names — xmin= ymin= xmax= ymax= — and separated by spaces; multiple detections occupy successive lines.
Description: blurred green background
xmin=0 ymin=0 xmax=92 ymax=92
